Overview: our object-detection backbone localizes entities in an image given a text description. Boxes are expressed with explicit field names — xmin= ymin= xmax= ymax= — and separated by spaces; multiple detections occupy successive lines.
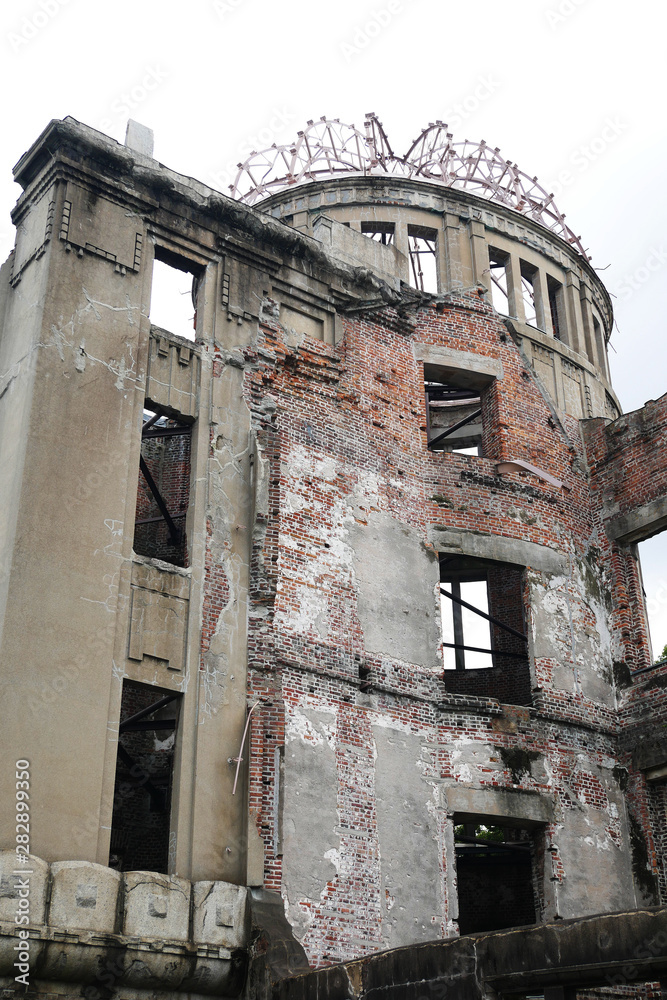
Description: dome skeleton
xmin=229 ymin=112 xmax=587 ymax=259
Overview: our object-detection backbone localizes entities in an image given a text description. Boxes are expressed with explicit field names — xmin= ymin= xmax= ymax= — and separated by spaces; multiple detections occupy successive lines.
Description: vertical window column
xmin=579 ymin=285 xmax=598 ymax=366
xmin=442 ymin=214 xmax=463 ymax=293
xmin=469 ymin=220 xmax=489 ymax=291
xmin=562 ymin=272 xmax=583 ymax=353
xmin=593 ymin=314 xmax=610 ymax=381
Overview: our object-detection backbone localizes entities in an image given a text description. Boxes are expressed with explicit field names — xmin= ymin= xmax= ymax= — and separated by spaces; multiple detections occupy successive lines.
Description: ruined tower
xmin=0 ymin=115 xmax=665 ymax=1000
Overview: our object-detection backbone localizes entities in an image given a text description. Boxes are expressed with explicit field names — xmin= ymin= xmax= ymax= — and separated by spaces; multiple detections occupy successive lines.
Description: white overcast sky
xmin=2 ymin=0 xmax=666 ymax=656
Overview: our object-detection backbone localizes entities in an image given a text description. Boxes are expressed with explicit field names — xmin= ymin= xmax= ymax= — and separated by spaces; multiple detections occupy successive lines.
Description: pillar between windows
xmin=507 ymin=253 xmax=525 ymax=322
xmin=394 ymin=218 xmax=410 ymax=276
xmin=442 ymin=214 xmax=464 ymax=292
xmin=579 ymin=284 xmax=599 ymax=368
xmin=564 ymin=271 xmax=583 ymax=354
xmin=469 ymin=220 xmax=490 ymax=291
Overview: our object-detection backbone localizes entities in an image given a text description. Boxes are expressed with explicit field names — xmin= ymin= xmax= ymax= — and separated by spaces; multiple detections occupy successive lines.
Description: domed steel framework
xmin=229 ymin=113 xmax=587 ymax=258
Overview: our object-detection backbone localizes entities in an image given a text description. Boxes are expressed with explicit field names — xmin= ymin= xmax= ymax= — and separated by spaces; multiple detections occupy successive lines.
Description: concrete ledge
xmin=428 ymin=526 xmax=566 ymax=574
xmin=445 ymin=785 xmax=555 ymax=827
xmin=607 ymin=495 xmax=667 ymax=545
xmin=313 ymin=216 xmax=403 ymax=289
xmin=272 ymin=907 xmax=667 ymax=1000
xmin=413 ymin=343 xmax=503 ymax=387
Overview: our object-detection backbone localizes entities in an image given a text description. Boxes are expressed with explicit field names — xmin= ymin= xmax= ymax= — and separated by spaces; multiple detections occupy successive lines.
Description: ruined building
xmin=0 ymin=115 xmax=666 ymax=1000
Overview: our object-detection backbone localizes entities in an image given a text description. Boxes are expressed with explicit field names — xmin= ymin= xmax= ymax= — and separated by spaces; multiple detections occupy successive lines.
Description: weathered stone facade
xmin=0 ymin=117 xmax=665 ymax=999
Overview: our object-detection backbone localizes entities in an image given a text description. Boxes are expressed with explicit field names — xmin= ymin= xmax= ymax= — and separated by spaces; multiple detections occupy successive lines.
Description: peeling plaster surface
xmin=349 ymin=510 xmax=440 ymax=669
xmin=374 ymin=726 xmax=445 ymax=949
xmin=283 ymin=706 xmax=339 ymax=941
xmin=529 ymin=558 xmax=614 ymax=705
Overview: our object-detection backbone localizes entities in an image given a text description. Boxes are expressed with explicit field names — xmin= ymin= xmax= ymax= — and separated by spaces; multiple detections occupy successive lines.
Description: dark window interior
xmin=441 ymin=554 xmax=532 ymax=706
xmin=455 ymin=821 xmax=538 ymax=934
xmin=134 ymin=405 xmax=192 ymax=567
xmin=109 ymin=680 xmax=180 ymax=874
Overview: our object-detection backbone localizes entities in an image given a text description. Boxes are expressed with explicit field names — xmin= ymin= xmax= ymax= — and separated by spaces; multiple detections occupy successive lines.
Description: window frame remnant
xmin=424 ymin=363 xmax=491 ymax=456
xmin=488 ymin=248 xmax=510 ymax=315
xmin=547 ymin=275 xmax=566 ymax=342
xmin=134 ymin=405 xmax=193 ymax=566
xmin=109 ymin=681 xmax=181 ymax=874
xmin=408 ymin=223 xmax=438 ymax=293
xmin=440 ymin=560 xmax=529 ymax=671
xmin=440 ymin=554 xmax=532 ymax=706
xmin=360 ymin=221 xmax=395 ymax=245
xmin=453 ymin=818 xmax=539 ymax=934
xmin=149 ymin=245 xmax=204 ymax=343
xmin=520 ymin=260 xmax=538 ymax=328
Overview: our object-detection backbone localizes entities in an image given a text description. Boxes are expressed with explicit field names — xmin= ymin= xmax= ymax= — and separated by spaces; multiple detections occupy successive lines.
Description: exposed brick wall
xmin=198 ymin=290 xmax=667 ymax=967
xmin=583 ymin=393 xmax=667 ymax=524
xmin=647 ymin=781 xmax=667 ymax=903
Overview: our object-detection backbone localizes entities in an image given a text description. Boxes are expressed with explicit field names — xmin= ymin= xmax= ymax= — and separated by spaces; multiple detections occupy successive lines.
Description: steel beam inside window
xmin=428 ymin=407 xmax=482 ymax=449
xmin=139 ymin=455 xmax=182 ymax=546
xmin=119 ymin=693 xmax=179 ymax=734
xmin=440 ymin=585 xmax=528 ymax=644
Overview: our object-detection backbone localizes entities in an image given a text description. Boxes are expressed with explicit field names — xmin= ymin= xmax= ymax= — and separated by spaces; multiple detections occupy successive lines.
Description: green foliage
xmin=454 ymin=823 xmax=505 ymax=842
xmin=655 ymin=643 xmax=667 ymax=665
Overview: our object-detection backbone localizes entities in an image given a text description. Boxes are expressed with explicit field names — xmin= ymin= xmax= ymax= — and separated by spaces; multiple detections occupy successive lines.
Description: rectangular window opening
xmin=547 ymin=276 xmax=566 ymax=342
xmin=593 ymin=312 xmax=608 ymax=379
xmin=408 ymin=224 xmax=438 ymax=293
xmin=150 ymin=248 xmax=202 ymax=342
xmin=109 ymin=680 xmax=181 ymax=874
xmin=360 ymin=221 xmax=395 ymax=246
xmin=454 ymin=819 xmax=539 ymax=934
xmin=424 ymin=365 xmax=485 ymax=456
xmin=520 ymin=261 xmax=538 ymax=328
xmin=488 ymin=248 xmax=510 ymax=315
xmin=134 ymin=404 xmax=192 ymax=567
xmin=637 ymin=537 xmax=667 ymax=667
xmin=440 ymin=554 xmax=532 ymax=706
